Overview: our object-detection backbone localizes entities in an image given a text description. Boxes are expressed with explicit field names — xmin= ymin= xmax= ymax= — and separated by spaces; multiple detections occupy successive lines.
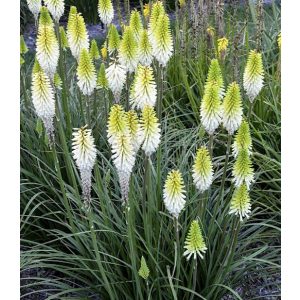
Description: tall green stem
xmin=190 ymin=259 xmax=198 ymax=300
xmin=174 ymin=217 xmax=181 ymax=295
xmin=55 ymin=22 xmax=72 ymax=137
xmin=88 ymin=209 xmax=116 ymax=299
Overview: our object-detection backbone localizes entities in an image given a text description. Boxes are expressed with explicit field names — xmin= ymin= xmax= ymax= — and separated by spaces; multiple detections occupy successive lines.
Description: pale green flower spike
xmin=119 ymin=26 xmax=139 ymax=73
xmin=97 ymin=63 xmax=108 ymax=90
xmin=54 ymin=72 xmax=62 ymax=90
xmin=129 ymin=10 xmax=143 ymax=41
xmin=107 ymin=104 xmax=129 ymax=145
xmin=38 ymin=6 xmax=54 ymax=27
xmin=98 ymin=0 xmax=114 ymax=25
xmin=67 ymin=9 xmax=89 ymax=60
xmin=31 ymin=59 xmax=55 ymax=143
xmin=232 ymin=119 xmax=252 ymax=158
xmin=148 ymin=1 xmax=165 ymax=44
xmin=278 ymin=32 xmax=281 ymax=51
xmin=138 ymin=29 xmax=153 ymax=66
xmin=125 ymin=110 xmax=143 ymax=153
xmin=36 ymin=7 xmax=59 ymax=79
xmin=108 ymin=24 xmax=120 ymax=54
xmin=140 ymin=105 xmax=161 ymax=156
xmin=152 ymin=13 xmax=173 ymax=67
xmin=183 ymin=220 xmax=207 ymax=260
xmin=67 ymin=6 xmax=77 ymax=32
xmin=59 ymin=26 xmax=69 ymax=50
xmin=72 ymin=126 xmax=97 ymax=208
xmin=163 ymin=169 xmax=186 ymax=219
xmin=26 ymin=0 xmax=42 ymax=22
xmin=232 ymin=149 xmax=254 ymax=189
xmin=192 ymin=147 xmax=213 ymax=192
xmin=44 ymin=0 xmax=65 ymax=23
xmin=243 ymin=50 xmax=264 ymax=102
xmin=205 ymin=58 xmax=224 ymax=97
xmin=222 ymin=82 xmax=243 ymax=135
xmin=20 ymin=35 xmax=28 ymax=55
xmin=20 ymin=55 xmax=25 ymax=66
xmin=130 ymin=65 xmax=157 ymax=110
xmin=200 ymin=83 xmax=223 ymax=135
xmin=77 ymin=48 xmax=97 ymax=96
xmin=229 ymin=183 xmax=251 ymax=221
xmin=90 ymin=39 xmax=100 ymax=60
xmin=138 ymin=256 xmax=150 ymax=280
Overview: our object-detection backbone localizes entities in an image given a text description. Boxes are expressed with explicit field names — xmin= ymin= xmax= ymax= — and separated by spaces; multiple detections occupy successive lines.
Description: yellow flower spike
xmin=277 ymin=32 xmax=281 ymax=51
xmin=101 ymin=45 xmax=108 ymax=60
xmin=179 ymin=0 xmax=186 ymax=8
xmin=207 ymin=26 xmax=215 ymax=38
xmin=143 ymin=3 xmax=150 ymax=18
xmin=217 ymin=37 xmax=228 ymax=58
xmin=138 ymin=256 xmax=150 ymax=280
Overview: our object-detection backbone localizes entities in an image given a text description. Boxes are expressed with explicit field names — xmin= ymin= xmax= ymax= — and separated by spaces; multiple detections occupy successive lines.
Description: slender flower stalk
xmin=98 ymin=0 xmax=114 ymax=26
xmin=119 ymin=26 xmax=139 ymax=73
xmin=138 ymin=29 xmax=153 ymax=66
xmin=130 ymin=65 xmax=157 ymax=110
xmin=192 ymin=147 xmax=214 ymax=192
xmin=229 ymin=183 xmax=251 ymax=221
xmin=97 ymin=63 xmax=108 ymax=90
xmin=140 ymin=105 xmax=161 ymax=156
xmin=222 ymin=82 xmax=243 ymax=135
xmin=183 ymin=220 xmax=207 ymax=260
xmin=243 ymin=50 xmax=264 ymax=103
xmin=44 ymin=0 xmax=65 ymax=23
xmin=152 ymin=13 xmax=173 ymax=67
xmin=163 ymin=170 xmax=186 ymax=219
xmin=77 ymin=48 xmax=97 ymax=96
xmin=200 ymin=83 xmax=223 ymax=135
xmin=72 ymin=126 xmax=97 ymax=208
xmin=36 ymin=7 xmax=59 ymax=79
xmin=232 ymin=119 xmax=252 ymax=158
xmin=105 ymin=60 xmax=126 ymax=102
xmin=232 ymin=149 xmax=254 ymax=189
xmin=67 ymin=8 xmax=89 ymax=60
xmin=31 ymin=59 xmax=55 ymax=144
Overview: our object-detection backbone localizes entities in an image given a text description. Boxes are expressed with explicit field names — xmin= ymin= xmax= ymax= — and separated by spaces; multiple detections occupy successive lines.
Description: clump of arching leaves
xmin=22 ymin=0 xmax=269 ymax=298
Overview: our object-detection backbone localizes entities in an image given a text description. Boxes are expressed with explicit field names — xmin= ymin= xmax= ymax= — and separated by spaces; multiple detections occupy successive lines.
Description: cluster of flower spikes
xmin=36 ymin=6 xmax=59 ymax=80
xmin=67 ymin=6 xmax=89 ymax=61
xmin=107 ymin=104 xmax=161 ymax=201
xmin=230 ymin=119 xmax=254 ymax=221
xmin=72 ymin=126 xmax=97 ymax=209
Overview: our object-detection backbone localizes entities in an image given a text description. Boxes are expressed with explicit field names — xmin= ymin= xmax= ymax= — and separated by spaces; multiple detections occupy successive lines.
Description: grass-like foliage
xmin=20 ymin=1 xmax=281 ymax=299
